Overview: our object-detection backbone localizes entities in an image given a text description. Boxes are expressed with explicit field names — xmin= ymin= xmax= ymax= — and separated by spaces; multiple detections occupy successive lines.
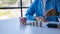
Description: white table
xmin=0 ymin=18 xmax=60 ymax=34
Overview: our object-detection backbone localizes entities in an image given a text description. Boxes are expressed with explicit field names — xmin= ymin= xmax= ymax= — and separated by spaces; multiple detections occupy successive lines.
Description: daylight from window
xmin=0 ymin=0 xmax=33 ymax=20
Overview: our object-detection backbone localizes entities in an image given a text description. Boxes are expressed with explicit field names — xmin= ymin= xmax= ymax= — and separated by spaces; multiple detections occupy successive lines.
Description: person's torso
xmin=55 ymin=0 xmax=60 ymax=12
xmin=35 ymin=0 xmax=58 ymax=21
xmin=35 ymin=0 xmax=43 ymax=16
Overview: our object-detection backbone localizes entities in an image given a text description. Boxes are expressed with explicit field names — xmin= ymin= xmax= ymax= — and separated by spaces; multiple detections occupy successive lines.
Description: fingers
xmin=40 ymin=18 xmax=48 ymax=22
xmin=19 ymin=17 xmax=26 ymax=24
xmin=35 ymin=16 xmax=41 ymax=21
xmin=35 ymin=16 xmax=48 ymax=22
xmin=45 ymin=9 xmax=59 ymax=16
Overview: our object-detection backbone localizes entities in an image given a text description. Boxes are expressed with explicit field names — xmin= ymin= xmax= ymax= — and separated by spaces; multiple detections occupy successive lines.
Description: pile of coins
xmin=25 ymin=21 xmax=42 ymax=27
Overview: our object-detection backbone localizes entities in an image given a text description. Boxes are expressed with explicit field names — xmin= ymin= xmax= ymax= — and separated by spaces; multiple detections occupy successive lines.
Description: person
xmin=25 ymin=0 xmax=59 ymax=21
xmin=45 ymin=0 xmax=60 ymax=21
xmin=20 ymin=0 xmax=59 ymax=24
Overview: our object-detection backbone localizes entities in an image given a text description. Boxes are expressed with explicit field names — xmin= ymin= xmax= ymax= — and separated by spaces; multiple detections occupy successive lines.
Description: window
xmin=0 ymin=9 xmax=21 ymax=20
xmin=21 ymin=0 xmax=34 ymax=17
xmin=0 ymin=0 xmax=33 ymax=20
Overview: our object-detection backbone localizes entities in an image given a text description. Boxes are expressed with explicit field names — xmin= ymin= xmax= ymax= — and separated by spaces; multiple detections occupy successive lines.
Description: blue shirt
xmin=25 ymin=0 xmax=59 ymax=22
xmin=46 ymin=0 xmax=60 ymax=12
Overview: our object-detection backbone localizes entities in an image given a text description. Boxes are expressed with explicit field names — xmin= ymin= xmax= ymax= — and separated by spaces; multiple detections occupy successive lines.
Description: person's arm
xmin=45 ymin=9 xmax=59 ymax=16
xmin=45 ymin=0 xmax=55 ymax=12
xmin=25 ymin=0 xmax=38 ymax=20
xmin=45 ymin=0 xmax=59 ymax=21
xmin=45 ymin=0 xmax=59 ymax=16
xmin=45 ymin=0 xmax=55 ymax=16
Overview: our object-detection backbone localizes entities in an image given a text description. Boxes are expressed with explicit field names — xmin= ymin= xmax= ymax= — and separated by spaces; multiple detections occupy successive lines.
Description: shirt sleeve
xmin=55 ymin=0 xmax=60 ymax=12
xmin=45 ymin=0 xmax=55 ymax=11
xmin=45 ymin=0 xmax=59 ymax=22
xmin=25 ymin=0 xmax=38 ymax=20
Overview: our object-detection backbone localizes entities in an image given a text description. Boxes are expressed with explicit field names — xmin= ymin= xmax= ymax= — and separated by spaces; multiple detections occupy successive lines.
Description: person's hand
xmin=45 ymin=9 xmax=59 ymax=16
xmin=40 ymin=17 xmax=48 ymax=22
xmin=35 ymin=16 xmax=40 ymax=21
xmin=35 ymin=16 xmax=48 ymax=22
xmin=19 ymin=17 xmax=26 ymax=24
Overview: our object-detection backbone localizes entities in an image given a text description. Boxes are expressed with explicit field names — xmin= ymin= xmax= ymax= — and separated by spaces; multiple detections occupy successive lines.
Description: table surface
xmin=0 ymin=18 xmax=60 ymax=34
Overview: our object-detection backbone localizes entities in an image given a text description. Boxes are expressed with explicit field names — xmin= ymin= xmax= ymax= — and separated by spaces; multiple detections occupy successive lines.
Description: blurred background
xmin=0 ymin=0 xmax=34 ymax=20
